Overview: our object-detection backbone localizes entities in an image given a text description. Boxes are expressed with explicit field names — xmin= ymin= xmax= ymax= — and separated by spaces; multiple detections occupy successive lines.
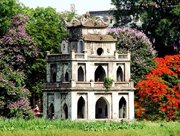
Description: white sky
xmin=18 ymin=0 xmax=114 ymax=15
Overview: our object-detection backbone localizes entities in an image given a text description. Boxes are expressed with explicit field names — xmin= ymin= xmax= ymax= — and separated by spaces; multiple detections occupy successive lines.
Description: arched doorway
xmin=48 ymin=103 xmax=54 ymax=119
xmin=78 ymin=67 xmax=84 ymax=81
xmin=119 ymin=97 xmax=127 ymax=118
xmin=95 ymin=97 xmax=109 ymax=119
xmin=95 ymin=65 xmax=106 ymax=82
xmin=77 ymin=96 xmax=85 ymax=118
xmin=117 ymin=66 xmax=124 ymax=81
xmin=62 ymin=103 xmax=68 ymax=119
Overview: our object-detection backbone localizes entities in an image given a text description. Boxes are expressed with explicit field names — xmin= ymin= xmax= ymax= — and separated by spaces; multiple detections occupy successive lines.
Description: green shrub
xmin=104 ymin=77 xmax=113 ymax=90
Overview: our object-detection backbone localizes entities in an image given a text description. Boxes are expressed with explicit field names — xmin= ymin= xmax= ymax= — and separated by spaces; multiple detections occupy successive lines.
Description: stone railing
xmin=44 ymin=81 xmax=134 ymax=90
xmin=115 ymin=52 xmax=131 ymax=60
xmin=75 ymin=53 xmax=85 ymax=59
xmin=46 ymin=50 xmax=87 ymax=61
xmin=118 ymin=54 xmax=128 ymax=59
xmin=88 ymin=55 xmax=115 ymax=59
xmin=46 ymin=50 xmax=130 ymax=61
xmin=47 ymin=54 xmax=71 ymax=61
xmin=44 ymin=82 xmax=70 ymax=89
xmin=76 ymin=82 xmax=91 ymax=88
xmin=114 ymin=82 xmax=130 ymax=88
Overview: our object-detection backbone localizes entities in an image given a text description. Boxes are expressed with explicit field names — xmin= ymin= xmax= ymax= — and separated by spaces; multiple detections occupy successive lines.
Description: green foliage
xmin=26 ymin=7 xmax=67 ymax=54
xmin=104 ymin=77 xmax=113 ymax=90
xmin=0 ymin=0 xmax=22 ymax=36
xmin=0 ymin=119 xmax=143 ymax=131
xmin=0 ymin=119 xmax=180 ymax=136
xmin=111 ymin=0 xmax=180 ymax=56
xmin=59 ymin=11 xmax=79 ymax=22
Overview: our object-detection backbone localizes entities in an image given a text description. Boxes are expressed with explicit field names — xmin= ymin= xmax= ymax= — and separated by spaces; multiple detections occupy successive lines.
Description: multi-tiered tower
xmin=43 ymin=15 xmax=135 ymax=120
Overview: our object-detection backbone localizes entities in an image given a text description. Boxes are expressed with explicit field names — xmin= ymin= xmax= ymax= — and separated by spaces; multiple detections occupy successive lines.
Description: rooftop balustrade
xmin=46 ymin=50 xmax=130 ymax=61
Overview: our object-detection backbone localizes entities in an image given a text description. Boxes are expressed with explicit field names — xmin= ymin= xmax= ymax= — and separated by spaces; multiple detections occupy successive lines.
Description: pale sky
xmin=18 ymin=0 xmax=114 ymax=15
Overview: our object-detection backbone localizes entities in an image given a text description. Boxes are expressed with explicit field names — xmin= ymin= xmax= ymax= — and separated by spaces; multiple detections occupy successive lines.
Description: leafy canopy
xmin=111 ymin=0 xmax=180 ymax=56
xmin=0 ymin=0 xmax=22 ymax=36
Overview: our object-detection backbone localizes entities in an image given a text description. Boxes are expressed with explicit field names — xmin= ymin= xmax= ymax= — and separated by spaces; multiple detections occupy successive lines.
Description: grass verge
xmin=0 ymin=118 xmax=179 ymax=136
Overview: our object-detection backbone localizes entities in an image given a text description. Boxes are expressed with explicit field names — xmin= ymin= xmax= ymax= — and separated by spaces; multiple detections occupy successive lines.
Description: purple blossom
xmin=0 ymin=14 xmax=39 ymax=71
xmin=8 ymin=98 xmax=31 ymax=110
xmin=171 ymin=38 xmax=180 ymax=53
xmin=108 ymin=27 xmax=152 ymax=46
xmin=108 ymin=27 xmax=157 ymax=56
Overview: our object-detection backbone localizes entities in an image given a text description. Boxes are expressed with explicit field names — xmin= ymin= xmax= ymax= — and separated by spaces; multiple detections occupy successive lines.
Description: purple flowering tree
xmin=0 ymin=67 xmax=34 ymax=118
xmin=0 ymin=14 xmax=38 ymax=118
xmin=0 ymin=14 xmax=38 ymax=71
xmin=109 ymin=27 xmax=157 ymax=84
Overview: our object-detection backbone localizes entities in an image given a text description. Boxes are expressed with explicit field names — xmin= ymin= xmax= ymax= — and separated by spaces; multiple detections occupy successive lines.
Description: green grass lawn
xmin=0 ymin=118 xmax=179 ymax=136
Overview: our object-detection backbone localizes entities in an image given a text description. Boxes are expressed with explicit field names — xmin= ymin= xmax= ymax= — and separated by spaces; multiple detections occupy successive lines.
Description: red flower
xmin=135 ymin=54 xmax=180 ymax=120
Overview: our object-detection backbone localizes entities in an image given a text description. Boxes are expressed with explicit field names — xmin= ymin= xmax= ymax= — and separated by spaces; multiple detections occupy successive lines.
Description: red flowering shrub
xmin=136 ymin=54 xmax=180 ymax=120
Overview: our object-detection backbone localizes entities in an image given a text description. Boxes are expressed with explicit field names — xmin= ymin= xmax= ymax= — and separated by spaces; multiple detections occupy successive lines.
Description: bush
xmin=104 ymin=77 xmax=113 ymax=90
xmin=135 ymin=54 xmax=180 ymax=120
xmin=7 ymin=98 xmax=34 ymax=119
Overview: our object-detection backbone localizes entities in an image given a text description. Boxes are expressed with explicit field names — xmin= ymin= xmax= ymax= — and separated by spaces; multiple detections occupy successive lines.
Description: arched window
xmin=65 ymin=72 xmax=69 ymax=82
xmin=77 ymin=96 xmax=85 ymax=119
xmin=50 ymin=64 xmax=57 ymax=82
xmin=119 ymin=97 xmax=127 ymax=118
xmin=117 ymin=66 xmax=124 ymax=81
xmin=78 ymin=67 xmax=84 ymax=81
xmin=95 ymin=97 xmax=109 ymax=119
xmin=95 ymin=65 xmax=106 ymax=82
xmin=77 ymin=40 xmax=84 ymax=53
xmin=62 ymin=103 xmax=68 ymax=119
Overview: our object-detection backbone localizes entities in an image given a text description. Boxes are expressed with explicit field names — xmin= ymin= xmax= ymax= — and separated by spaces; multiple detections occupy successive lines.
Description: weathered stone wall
xmin=85 ymin=42 xmax=116 ymax=56
xmin=82 ymin=28 xmax=107 ymax=35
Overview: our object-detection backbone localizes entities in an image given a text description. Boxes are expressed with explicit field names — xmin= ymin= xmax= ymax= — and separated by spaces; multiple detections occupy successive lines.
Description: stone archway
xmin=65 ymin=72 xmax=69 ymax=82
xmin=50 ymin=64 xmax=57 ymax=82
xmin=62 ymin=103 xmax=68 ymax=119
xmin=48 ymin=103 xmax=54 ymax=119
xmin=95 ymin=65 xmax=106 ymax=82
xmin=117 ymin=66 xmax=123 ymax=81
xmin=119 ymin=97 xmax=127 ymax=118
xmin=78 ymin=66 xmax=84 ymax=81
xmin=77 ymin=96 xmax=85 ymax=118
xmin=77 ymin=40 xmax=84 ymax=53
xmin=95 ymin=97 xmax=109 ymax=119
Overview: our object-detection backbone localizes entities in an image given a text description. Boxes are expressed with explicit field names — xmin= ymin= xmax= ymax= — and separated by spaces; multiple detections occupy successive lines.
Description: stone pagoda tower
xmin=43 ymin=14 xmax=135 ymax=120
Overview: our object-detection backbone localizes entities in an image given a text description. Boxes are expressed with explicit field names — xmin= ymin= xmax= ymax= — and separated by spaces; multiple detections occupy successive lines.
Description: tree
xmin=0 ymin=0 xmax=22 ymax=36
xmin=24 ymin=7 xmax=70 ymax=106
xmin=111 ymin=0 xmax=180 ymax=56
xmin=0 ymin=14 xmax=38 ymax=71
xmin=0 ymin=14 xmax=38 ymax=117
xmin=135 ymin=54 xmax=180 ymax=120
xmin=0 ymin=64 xmax=33 ymax=119
xmin=26 ymin=7 xmax=67 ymax=54
xmin=109 ymin=27 xmax=156 ymax=84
